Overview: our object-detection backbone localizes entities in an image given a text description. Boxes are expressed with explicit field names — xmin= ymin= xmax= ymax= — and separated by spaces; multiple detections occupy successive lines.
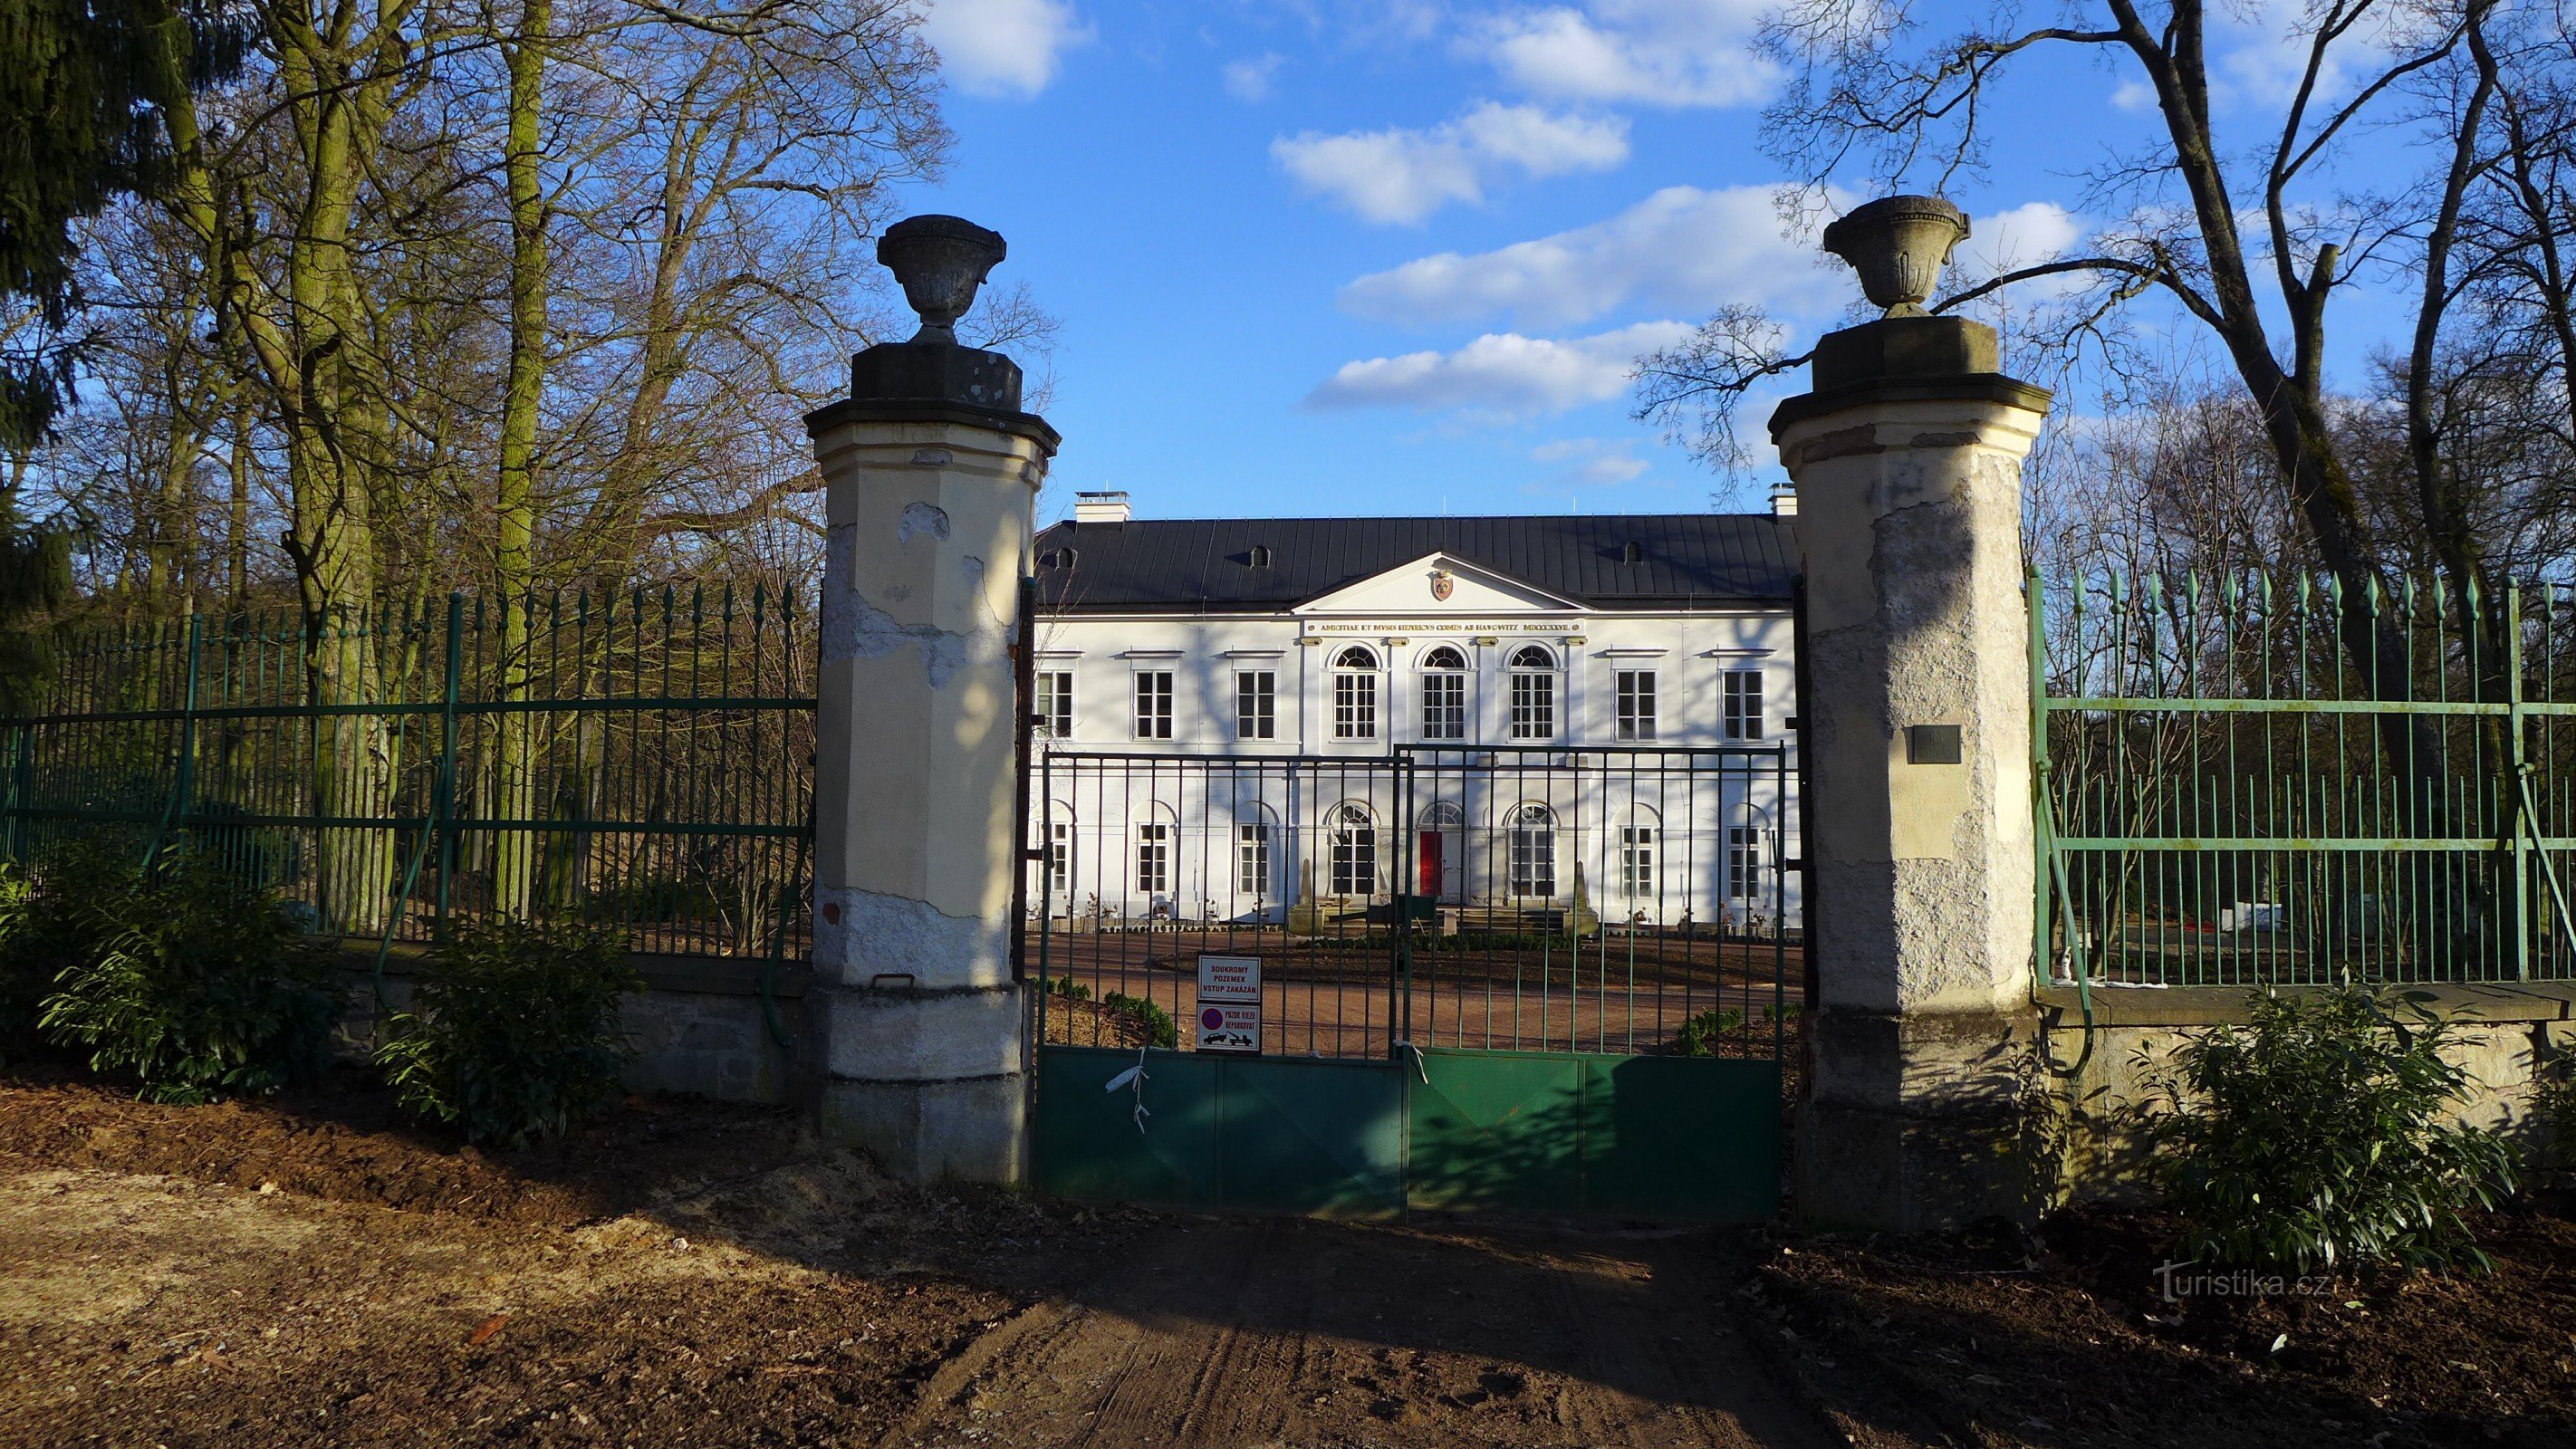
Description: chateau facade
xmin=1026 ymin=493 xmax=1804 ymax=931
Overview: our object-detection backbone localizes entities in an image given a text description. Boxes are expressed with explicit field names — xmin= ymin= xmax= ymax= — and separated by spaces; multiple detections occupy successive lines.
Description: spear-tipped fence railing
xmin=2033 ymin=568 xmax=2576 ymax=988
xmin=0 ymin=582 xmax=817 ymax=961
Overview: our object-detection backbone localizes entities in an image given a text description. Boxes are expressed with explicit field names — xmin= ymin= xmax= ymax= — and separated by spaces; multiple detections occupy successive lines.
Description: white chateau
xmin=1026 ymin=492 xmax=1804 ymax=932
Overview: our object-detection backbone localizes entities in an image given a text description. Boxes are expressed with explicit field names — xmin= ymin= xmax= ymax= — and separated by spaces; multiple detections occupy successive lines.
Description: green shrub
xmin=1041 ymin=974 xmax=1091 ymax=1001
xmin=2535 ymin=1053 xmax=2576 ymax=1172
xmin=0 ymin=843 xmax=143 ymax=1061
xmin=1101 ymin=991 xmax=1178 ymax=1049
xmin=2141 ymin=984 xmax=2518 ymax=1274
xmin=37 ymin=854 xmax=336 ymax=1102
xmin=1675 ymin=1006 xmax=1747 ymax=1056
xmin=374 ymin=918 xmax=639 ymax=1147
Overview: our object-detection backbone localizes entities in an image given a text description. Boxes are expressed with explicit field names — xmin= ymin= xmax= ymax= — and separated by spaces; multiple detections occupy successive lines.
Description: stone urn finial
xmin=878 ymin=214 xmax=1007 ymax=344
xmin=1821 ymin=196 xmax=1970 ymax=318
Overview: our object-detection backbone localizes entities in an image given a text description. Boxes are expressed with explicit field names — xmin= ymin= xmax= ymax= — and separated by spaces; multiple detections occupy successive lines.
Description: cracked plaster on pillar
xmin=812 ymin=882 xmax=1009 ymax=989
xmin=818 ymin=523 xmax=1009 ymax=689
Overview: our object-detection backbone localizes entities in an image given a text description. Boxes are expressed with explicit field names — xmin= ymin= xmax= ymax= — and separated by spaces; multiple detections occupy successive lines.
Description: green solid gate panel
xmin=1033 ymin=1047 xmax=1403 ymax=1215
xmin=1408 ymin=1049 xmax=1780 ymax=1222
xmin=1581 ymin=1055 xmax=1780 ymax=1222
xmin=1215 ymin=1057 xmax=1406 ymax=1217
xmin=1406 ymin=1051 xmax=1586 ymax=1212
xmin=1036 ymin=1045 xmax=1779 ymax=1222
xmin=1033 ymin=1046 xmax=1221 ymax=1206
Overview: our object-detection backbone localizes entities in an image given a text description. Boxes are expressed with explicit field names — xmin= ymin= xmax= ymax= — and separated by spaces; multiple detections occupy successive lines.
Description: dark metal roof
xmin=1031 ymin=513 xmax=1798 ymax=613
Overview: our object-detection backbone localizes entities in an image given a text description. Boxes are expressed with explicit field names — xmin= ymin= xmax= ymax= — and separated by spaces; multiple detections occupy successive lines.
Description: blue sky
xmin=900 ymin=2 xmax=2420 ymax=525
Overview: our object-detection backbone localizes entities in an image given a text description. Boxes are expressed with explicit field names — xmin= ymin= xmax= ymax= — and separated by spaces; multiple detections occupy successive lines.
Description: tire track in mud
xmin=883 ymin=1218 xmax=1841 ymax=1449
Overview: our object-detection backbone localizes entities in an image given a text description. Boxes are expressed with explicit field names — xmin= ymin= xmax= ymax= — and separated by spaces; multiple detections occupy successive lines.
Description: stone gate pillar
xmin=800 ymin=215 xmax=1058 ymax=1185
xmin=1768 ymin=197 xmax=2052 ymax=1231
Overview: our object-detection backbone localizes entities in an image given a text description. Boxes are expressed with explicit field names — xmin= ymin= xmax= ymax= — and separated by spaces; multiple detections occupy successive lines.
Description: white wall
xmin=1025 ymin=600 xmax=1803 ymax=926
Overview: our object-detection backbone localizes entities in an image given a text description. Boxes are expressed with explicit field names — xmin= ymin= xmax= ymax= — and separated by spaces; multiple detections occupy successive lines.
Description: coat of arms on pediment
xmin=1428 ymin=569 xmax=1455 ymax=601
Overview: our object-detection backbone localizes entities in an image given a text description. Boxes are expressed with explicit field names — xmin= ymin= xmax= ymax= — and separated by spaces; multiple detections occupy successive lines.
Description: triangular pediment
xmin=1293 ymin=552 xmax=1584 ymax=616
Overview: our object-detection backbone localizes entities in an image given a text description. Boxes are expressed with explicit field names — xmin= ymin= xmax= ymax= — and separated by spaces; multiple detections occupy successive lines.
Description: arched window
xmin=1247 ymin=543 xmax=1273 ymax=568
xmin=1508 ymin=803 xmax=1556 ymax=897
xmin=1507 ymin=645 xmax=1556 ymax=741
xmin=1332 ymin=647 xmax=1379 ymax=739
xmin=1620 ymin=805 xmax=1661 ymax=899
xmin=1419 ymin=645 xmax=1467 ymax=740
xmin=1328 ymin=802 xmax=1378 ymax=897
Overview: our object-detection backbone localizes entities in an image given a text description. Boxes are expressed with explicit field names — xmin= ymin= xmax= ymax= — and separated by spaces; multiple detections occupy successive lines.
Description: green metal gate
xmin=1024 ymin=744 xmax=1794 ymax=1220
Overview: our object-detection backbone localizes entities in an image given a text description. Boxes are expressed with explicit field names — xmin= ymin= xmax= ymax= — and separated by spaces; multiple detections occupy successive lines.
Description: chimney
xmin=1073 ymin=490 xmax=1130 ymax=524
xmin=1769 ymin=484 xmax=1799 ymax=518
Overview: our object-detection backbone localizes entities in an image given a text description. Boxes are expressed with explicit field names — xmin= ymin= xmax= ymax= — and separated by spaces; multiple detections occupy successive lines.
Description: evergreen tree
xmin=0 ymin=0 xmax=242 ymax=447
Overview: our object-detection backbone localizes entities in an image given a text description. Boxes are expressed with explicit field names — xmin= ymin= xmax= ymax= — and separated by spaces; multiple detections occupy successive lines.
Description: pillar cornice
xmin=804 ymin=396 xmax=1062 ymax=455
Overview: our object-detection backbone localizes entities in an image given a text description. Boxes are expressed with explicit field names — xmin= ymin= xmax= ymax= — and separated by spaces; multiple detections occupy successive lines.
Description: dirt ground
xmin=0 ymin=1068 xmax=1841 ymax=1449
xmin=1752 ymin=1204 xmax=2576 ymax=1449
xmin=5 ymin=1067 xmax=2570 ymax=1449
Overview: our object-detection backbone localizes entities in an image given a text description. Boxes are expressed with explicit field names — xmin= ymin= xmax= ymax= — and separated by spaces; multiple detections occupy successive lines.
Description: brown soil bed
xmin=0 ymin=1060 xmax=808 ymax=1226
xmin=1753 ymin=1204 xmax=2576 ymax=1448
xmin=0 ymin=1068 xmax=1845 ymax=1449
xmin=0 ymin=1067 xmax=1139 ymax=1448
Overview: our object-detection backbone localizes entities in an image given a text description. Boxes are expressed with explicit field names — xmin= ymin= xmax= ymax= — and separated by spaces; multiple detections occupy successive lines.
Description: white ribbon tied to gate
xmin=1102 ymin=1044 xmax=1150 ymax=1136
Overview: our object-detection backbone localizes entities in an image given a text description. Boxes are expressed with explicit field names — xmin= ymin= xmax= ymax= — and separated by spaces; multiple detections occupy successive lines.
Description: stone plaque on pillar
xmin=800 ymin=214 xmax=1060 ymax=1185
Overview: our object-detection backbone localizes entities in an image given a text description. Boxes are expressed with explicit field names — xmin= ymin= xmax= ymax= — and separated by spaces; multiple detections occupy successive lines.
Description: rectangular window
xmin=1034 ymin=671 xmax=1072 ymax=738
xmin=1236 ymin=823 xmax=1271 ymax=898
xmin=1509 ymin=671 xmax=1554 ymax=740
xmin=1724 ymin=670 xmax=1764 ymax=740
xmin=1137 ymin=823 xmax=1170 ymax=896
xmin=1615 ymin=670 xmax=1657 ymax=742
xmin=1132 ymin=671 xmax=1173 ymax=740
xmin=1621 ymin=826 xmax=1657 ymax=897
xmin=1235 ymin=671 xmax=1275 ymax=740
xmin=1046 ymin=820 xmax=1071 ymax=893
xmin=1728 ymin=826 xmax=1765 ymax=902
xmin=1421 ymin=672 xmax=1466 ymax=740
xmin=1333 ymin=671 xmax=1378 ymax=740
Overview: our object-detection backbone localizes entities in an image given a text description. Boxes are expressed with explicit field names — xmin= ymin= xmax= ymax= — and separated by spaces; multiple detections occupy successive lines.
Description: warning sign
xmin=1196 ymin=955 xmax=1261 ymax=1003
xmin=1195 ymin=955 xmax=1262 ymax=1053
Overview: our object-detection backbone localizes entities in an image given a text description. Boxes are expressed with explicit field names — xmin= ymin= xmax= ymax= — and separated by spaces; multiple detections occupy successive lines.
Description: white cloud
xmin=1470 ymin=0 xmax=1777 ymax=109
xmin=918 ymin=0 xmax=1091 ymax=99
xmin=1223 ymin=52 xmax=1287 ymax=102
xmin=2110 ymin=78 xmax=2156 ymax=111
xmin=1532 ymin=437 xmax=1649 ymax=485
xmin=1339 ymin=184 xmax=1841 ymax=330
xmin=1304 ymin=320 xmax=1693 ymax=416
xmin=1273 ymin=102 xmax=1629 ymax=225
xmin=1953 ymin=202 xmax=2085 ymax=284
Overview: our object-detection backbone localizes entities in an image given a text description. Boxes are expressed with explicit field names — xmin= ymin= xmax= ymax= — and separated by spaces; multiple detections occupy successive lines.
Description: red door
xmin=1418 ymin=830 xmax=1443 ymax=898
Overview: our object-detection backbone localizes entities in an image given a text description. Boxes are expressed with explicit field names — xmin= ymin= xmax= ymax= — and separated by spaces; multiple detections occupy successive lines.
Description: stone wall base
xmin=332 ymin=948 xmax=804 ymax=1106
xmin=1795 ymin=1005 xmax=2045 ymax=1232
xmin=2035 ymin=984 xmax=2575 ymax=1205
xmin=811 ymin=1073 xmax=1026 ymax=1186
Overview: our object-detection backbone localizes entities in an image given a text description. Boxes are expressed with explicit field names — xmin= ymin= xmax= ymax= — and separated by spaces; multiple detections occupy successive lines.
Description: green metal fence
xmin=0 ymin=583 xmax=816 ymax=960
xmin=2033 ymin=569 xmax=2576 ymax=987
